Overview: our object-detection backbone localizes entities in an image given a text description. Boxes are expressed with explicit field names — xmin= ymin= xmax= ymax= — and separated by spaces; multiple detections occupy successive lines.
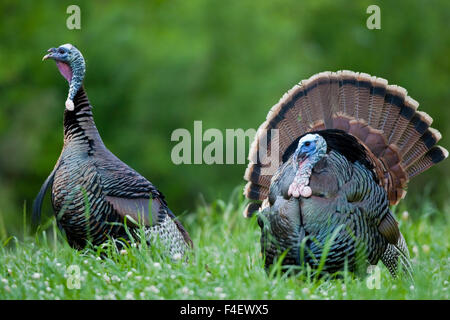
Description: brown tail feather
xmin=367 ymin=76 xmax=388 ymax=128
xmin=244 ymin=181 xmax=268 ymax=201
xmin=396 ymin=111 xmax=433 ymax=155
xmin=406 ymin=146 xmax=448 ymax=179
xmin=338 ymin=70 xmax=357 ymax=117
xmin=327 ymin=73 xmax=341 ymax=128
xmin=378 ymin=85 xmax=408 ymax=141
xmin=402 ymin=128 xmax=442 ymax=167
xmin=355 ymin=73 xmax=372 ymax=121
xmin=388 ymin=96 xmax=419 ymax=145
xmin=243 ymin=70 xmax=447 ymax=208
xmin=244 ymin=166 xmax=272 ymax=191
xmin=316 ymin=72 xmax=334 ymax=128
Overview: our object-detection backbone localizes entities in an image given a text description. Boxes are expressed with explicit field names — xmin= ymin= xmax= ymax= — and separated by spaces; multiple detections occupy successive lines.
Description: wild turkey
xmin=243 ymin=70 xmax=447 ymax=277
xmin=33 ymin=44 xmax=192 ymax=258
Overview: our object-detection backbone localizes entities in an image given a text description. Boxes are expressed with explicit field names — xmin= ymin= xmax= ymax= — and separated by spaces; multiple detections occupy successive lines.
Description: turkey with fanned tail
xmin=243 ymin=71 xmax=447 ymax=277
xmin=34 ymin=44 xmax=192 ymax=258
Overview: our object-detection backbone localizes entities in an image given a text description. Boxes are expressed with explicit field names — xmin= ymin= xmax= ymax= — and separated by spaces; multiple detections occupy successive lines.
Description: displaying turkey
xmin=243 ymin=71 xmax=447 ymax=277
xmin=33 ymin=44 xmax=192 ymax=258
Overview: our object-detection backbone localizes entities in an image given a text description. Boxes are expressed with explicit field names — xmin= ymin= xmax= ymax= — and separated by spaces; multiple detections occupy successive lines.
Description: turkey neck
xmin=62 ymin=86 xmax=103 ymax=151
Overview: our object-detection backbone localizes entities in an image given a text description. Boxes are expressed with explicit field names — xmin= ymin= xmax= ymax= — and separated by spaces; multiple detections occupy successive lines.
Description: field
xmin=0 ymin=0 xmax=449 ymax=303
xmin=0 ymin=187 xmax=448 ymax=300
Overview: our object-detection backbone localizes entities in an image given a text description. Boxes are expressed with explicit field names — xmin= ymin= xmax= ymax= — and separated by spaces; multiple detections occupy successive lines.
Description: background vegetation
xmin=1 ymin=0 xmax=449 ymax=234
xmin=0 ymin=1 xmax=448 ymax=298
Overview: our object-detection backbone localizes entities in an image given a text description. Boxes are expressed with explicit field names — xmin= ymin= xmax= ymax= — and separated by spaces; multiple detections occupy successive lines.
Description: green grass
xmin=0 ymin=188 xmax=449 ymax=300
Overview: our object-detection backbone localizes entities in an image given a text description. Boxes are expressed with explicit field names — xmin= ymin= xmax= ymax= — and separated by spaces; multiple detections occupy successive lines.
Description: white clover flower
xmin=401 ymin=211 xmax=409 ymax=221
xmin=153 ymin=262 xmax=161 ymax=269
xmin=302 ymin=287 xmax=310 ymax=295
xmin=181 ymin=287 xmax=190 ymax=294
xmin=173 ymin=253 xmax=182 ymax=260
xmin=103 ymin=274 xmax=111 ymax=283
xmin=120 ymin=249 xmax=128 ymax=255
xmin=125 ymin=292 xmax=134 ymax=300
xmin=111 ymin=275 xmax=121 ymax=282
xmin=31 ymin=273 xmax=42 ymax=280
xmin=214 ymin=287 xmax=223 ymax=293
xmin=147 ymin=285 xmax=160 ymax=294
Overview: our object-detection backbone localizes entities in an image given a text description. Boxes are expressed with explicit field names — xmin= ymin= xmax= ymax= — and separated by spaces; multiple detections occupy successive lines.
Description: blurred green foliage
xmin=0 ymin=0 xmax=449 ymax=236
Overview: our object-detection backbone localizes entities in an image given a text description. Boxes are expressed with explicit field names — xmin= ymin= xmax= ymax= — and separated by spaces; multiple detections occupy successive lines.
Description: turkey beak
xmin=42 ymin=48 xmax=56 ymax=61
xmin=298 ymin=152 xmax=307 ymax=162
xmin=294 ymin=150 xmax=307 ymax=165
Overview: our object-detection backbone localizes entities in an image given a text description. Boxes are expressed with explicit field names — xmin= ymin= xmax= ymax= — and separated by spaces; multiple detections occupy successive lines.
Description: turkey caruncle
xmin=243 ymin=71 xmax=447 ymax=277
xmin=33 ymin=44 xmax=192 ymax=258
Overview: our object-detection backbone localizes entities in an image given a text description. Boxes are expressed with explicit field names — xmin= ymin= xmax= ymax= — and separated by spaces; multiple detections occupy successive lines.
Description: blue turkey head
xmin=293 ymin=133 xmax=327 ymax=165
xmin=43 ymin=43 xmax=85 ymax=111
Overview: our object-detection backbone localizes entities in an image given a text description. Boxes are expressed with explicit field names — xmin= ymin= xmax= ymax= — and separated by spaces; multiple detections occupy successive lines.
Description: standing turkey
xmin=243 ymin=71 xmax=447 ymax=277
xmin=33 ymin=44 xmax=192 ymax=258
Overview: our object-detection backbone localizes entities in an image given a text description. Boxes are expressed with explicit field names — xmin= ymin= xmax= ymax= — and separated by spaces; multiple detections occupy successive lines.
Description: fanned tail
xmin=244 ymin=70 xmax=447 ymax=217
